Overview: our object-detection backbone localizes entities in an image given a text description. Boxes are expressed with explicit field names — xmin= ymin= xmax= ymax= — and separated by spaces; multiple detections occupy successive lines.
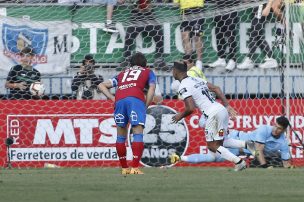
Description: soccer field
xmin=0 ymin=167 xmax=303 ymax=202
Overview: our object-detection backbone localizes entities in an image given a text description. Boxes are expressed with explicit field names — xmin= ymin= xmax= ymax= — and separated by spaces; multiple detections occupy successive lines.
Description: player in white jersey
xmin=171 ymin=61 xmax=252 ymax=171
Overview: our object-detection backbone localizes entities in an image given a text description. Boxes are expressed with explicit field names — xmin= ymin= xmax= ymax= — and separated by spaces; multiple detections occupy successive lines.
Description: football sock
xmin=223 ymin=138 xmax=245 ymax=148
xmin=196 ymin=60 xmax=203 ymax=70
xmin=131 ymin=134 xmax=144 ymax=168
xmin=116 ymin=135 xmax=128 ymax=168
xmin=216 ymin=146 xmax=241 ymax=164
xmin=181 ymin=152 xmax=218 ymax=163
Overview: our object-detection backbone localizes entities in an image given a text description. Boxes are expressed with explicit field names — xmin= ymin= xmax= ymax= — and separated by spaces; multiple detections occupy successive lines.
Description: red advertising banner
xmin=0 ymin=99 xmax=303 ymax=168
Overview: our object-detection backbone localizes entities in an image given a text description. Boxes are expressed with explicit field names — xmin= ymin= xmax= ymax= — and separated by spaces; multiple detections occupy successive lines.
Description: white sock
xmin=216 ymin=146 xmax=241 ymax=164
xmin=181 ymin=156 xmax=188 ymax=162
xmin=223 ymin=138 xmax=245 ymax=148
xmin=106 ymin=20 xmax=112 ymax=25
xmin=196 ymin=60 xmax=203 ymax=70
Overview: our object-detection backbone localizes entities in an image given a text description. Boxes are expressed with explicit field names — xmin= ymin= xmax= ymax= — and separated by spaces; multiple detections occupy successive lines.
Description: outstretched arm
xmin=98 ymin=80 xmax=115 ymax=102
xmin=172 ymin=96 xmax=196 ymax=123
xmin=207 ymin=82 xmax=237 ymax=118
xmin=262 ymin=0 xmax=274 ymax=17
xmin=146 ymin=83 xmax=156 ymax=107
xmin=272 ymin=0 xmax=284 ymax=24
xmin=153 ymin=83 xmax=163 ymax=104
xmin=255 ymin=142 xmax=267 ymax=166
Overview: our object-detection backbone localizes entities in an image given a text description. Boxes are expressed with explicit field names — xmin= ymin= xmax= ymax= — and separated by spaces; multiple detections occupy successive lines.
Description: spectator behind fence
xmin=23 ymin=0 xmax=57 ymax=3
xmin=120 ymin=0 xmax=166 ymax=71
xmin=57 ymin=1 xmax=124 ymax=33
xmin=171 ymin=54 xmax=207 ymax=99
xmin=99 ymin=0 xmax=125 ymax=33
xmin=71 ymin=54 xmax=106 ymax=100
xmin=174 ymin=0 xmax=204 ymax=70
xmin=5 ymin=47 xmax=42 ymax=100
xmin=58 ymin=0 xmax=82 ymax=3
xmin=237 ymin=0 xmax=283 ymax=70
xmin=208 ymin=0 xmax=240 ymax=72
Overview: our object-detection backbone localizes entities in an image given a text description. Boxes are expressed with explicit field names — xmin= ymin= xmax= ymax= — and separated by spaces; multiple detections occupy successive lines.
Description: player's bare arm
xmin=255 ymin=142 xmax=267 ymax=166
xmin=98 ymin=80 xmax=115 ymax=102
xmin=262 ymin=0 xmax=274 ymax=17
xmin=152 ymin=83 xmax=163 ymax=104
xmin=272 ymin=0 xmax=284 ymax=23
xmin=5 ymin=81 xmax=27 ymax=90
xmin=145 ymin=83 xmax=156 ymax=107
xmin=153 ymin=95 xmax=163 ymax=105
xmin=207 ymin=82 xmax=237 ymax=118
xmin=172 ymin=96 xmax=196 ymax=123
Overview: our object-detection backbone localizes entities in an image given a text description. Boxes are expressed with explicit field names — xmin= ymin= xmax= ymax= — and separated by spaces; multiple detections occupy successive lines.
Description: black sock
xmin=236 ymin=159 xmax=243 ymax=164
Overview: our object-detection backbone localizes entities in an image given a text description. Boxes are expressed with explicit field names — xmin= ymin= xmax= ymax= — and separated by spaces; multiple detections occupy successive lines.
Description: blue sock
xmin=132 ymin=134 xmax=143 ymax=142
xmin=116 ymin=135 xmax=126 ymax=143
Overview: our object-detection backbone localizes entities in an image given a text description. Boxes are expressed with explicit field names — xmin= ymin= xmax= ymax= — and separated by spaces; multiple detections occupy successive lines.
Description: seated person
xmin=5 ymin=47 xmax=41 ymax=100
xmin=71 ymin=54 xmax=105 ymax=100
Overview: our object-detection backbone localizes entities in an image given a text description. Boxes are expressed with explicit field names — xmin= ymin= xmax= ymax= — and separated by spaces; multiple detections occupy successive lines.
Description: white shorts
xmin=204 ymin=107 xmax=229 ymax=142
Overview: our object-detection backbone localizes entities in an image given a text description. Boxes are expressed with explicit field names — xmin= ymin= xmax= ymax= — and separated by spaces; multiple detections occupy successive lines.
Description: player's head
xmin=172 ymin=61 xmax=188 ymax=80
xmin=272 ymin=116 xmax=290 ymax=137
xmin=20 ymin=47 xmax=34 ymax=66
xmin=183 ymin=54 xmax=194 ymax=70
xmin=82 ymin=54 xmax=96 ymax=66
xmin=130 ymin=52 xmax=147 ymax=67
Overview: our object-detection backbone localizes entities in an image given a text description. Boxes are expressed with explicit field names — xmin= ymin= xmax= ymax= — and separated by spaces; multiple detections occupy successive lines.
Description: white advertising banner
xmin=0 ymin=16 xmax=72 ymax=74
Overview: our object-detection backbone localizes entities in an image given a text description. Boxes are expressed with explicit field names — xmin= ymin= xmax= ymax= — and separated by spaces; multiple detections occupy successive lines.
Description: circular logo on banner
xmin=140 ymin=105 xmax=189 ymax=167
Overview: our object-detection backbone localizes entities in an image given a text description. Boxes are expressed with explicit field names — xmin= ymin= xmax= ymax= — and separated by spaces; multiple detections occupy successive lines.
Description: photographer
xmin=71 ymin=55 xmax=105 ymax=100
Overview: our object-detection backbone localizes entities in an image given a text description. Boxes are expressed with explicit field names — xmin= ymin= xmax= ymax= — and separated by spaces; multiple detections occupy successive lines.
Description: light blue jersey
xmin=228 ymin=125 xmax=290 ymax=160
xmin=183 ymin=125 xmax=290 ymax=163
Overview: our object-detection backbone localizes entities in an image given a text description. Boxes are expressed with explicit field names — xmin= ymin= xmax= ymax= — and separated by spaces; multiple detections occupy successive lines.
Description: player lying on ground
xmin=171 ymin=61 xmax=255 ymax=171
xmin=171 ymin=116 xmax=294 ymax=168
xmin=98 ymin=52 xmax=156 ymax=175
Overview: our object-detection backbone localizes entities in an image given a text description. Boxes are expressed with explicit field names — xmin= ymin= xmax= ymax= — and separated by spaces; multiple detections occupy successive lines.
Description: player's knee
xmin=116 ymin=135 xmax=126 ymax=143
xmin=132 ymin=124 xmax=144 ymax=133
xmin=207 ymin=145 xmax=217 ymax=153
xmin=132 ymin=134 xmax=143 ymax=142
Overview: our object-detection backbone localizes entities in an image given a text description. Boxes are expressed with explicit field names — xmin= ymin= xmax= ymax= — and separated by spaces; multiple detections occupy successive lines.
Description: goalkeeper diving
xmin=171 ymin=116 xmax=294 ymax=168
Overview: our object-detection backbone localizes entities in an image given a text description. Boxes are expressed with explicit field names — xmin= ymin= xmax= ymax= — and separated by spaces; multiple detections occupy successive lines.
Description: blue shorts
xmin=114 ymin=97 xmax=146 ymax=128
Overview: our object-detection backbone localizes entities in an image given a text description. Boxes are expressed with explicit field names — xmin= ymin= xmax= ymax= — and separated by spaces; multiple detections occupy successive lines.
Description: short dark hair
xmin=276 ymin=116 xmax=290 ymax=129
xmin=130 ymin=52 xmax=147 ymax=67
xmin=20 ymin=47 xmax=34 ymax=56
xmin=82 ymin=54 xmax=95 ymax=65
xmin=173 ymin=61 xmax=188 ymax=72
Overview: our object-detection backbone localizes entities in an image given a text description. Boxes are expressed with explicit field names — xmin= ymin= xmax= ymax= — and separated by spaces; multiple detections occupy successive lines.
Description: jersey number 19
xmin=122 ymin=70 xmax=141 ymax=82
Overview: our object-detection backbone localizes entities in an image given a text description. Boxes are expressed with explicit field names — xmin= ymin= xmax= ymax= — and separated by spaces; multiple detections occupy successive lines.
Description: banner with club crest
xmin=0 ymin=16 xmax=72 ymax=74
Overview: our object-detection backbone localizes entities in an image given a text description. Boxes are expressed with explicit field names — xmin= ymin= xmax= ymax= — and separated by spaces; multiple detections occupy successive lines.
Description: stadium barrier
xmin=1 ymin=74 xmax=304 ymax=98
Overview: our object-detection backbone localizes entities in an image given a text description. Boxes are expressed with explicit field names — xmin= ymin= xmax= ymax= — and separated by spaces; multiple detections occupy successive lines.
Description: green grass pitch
xmin=0 ymin=167 xmax=303 ymax=202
